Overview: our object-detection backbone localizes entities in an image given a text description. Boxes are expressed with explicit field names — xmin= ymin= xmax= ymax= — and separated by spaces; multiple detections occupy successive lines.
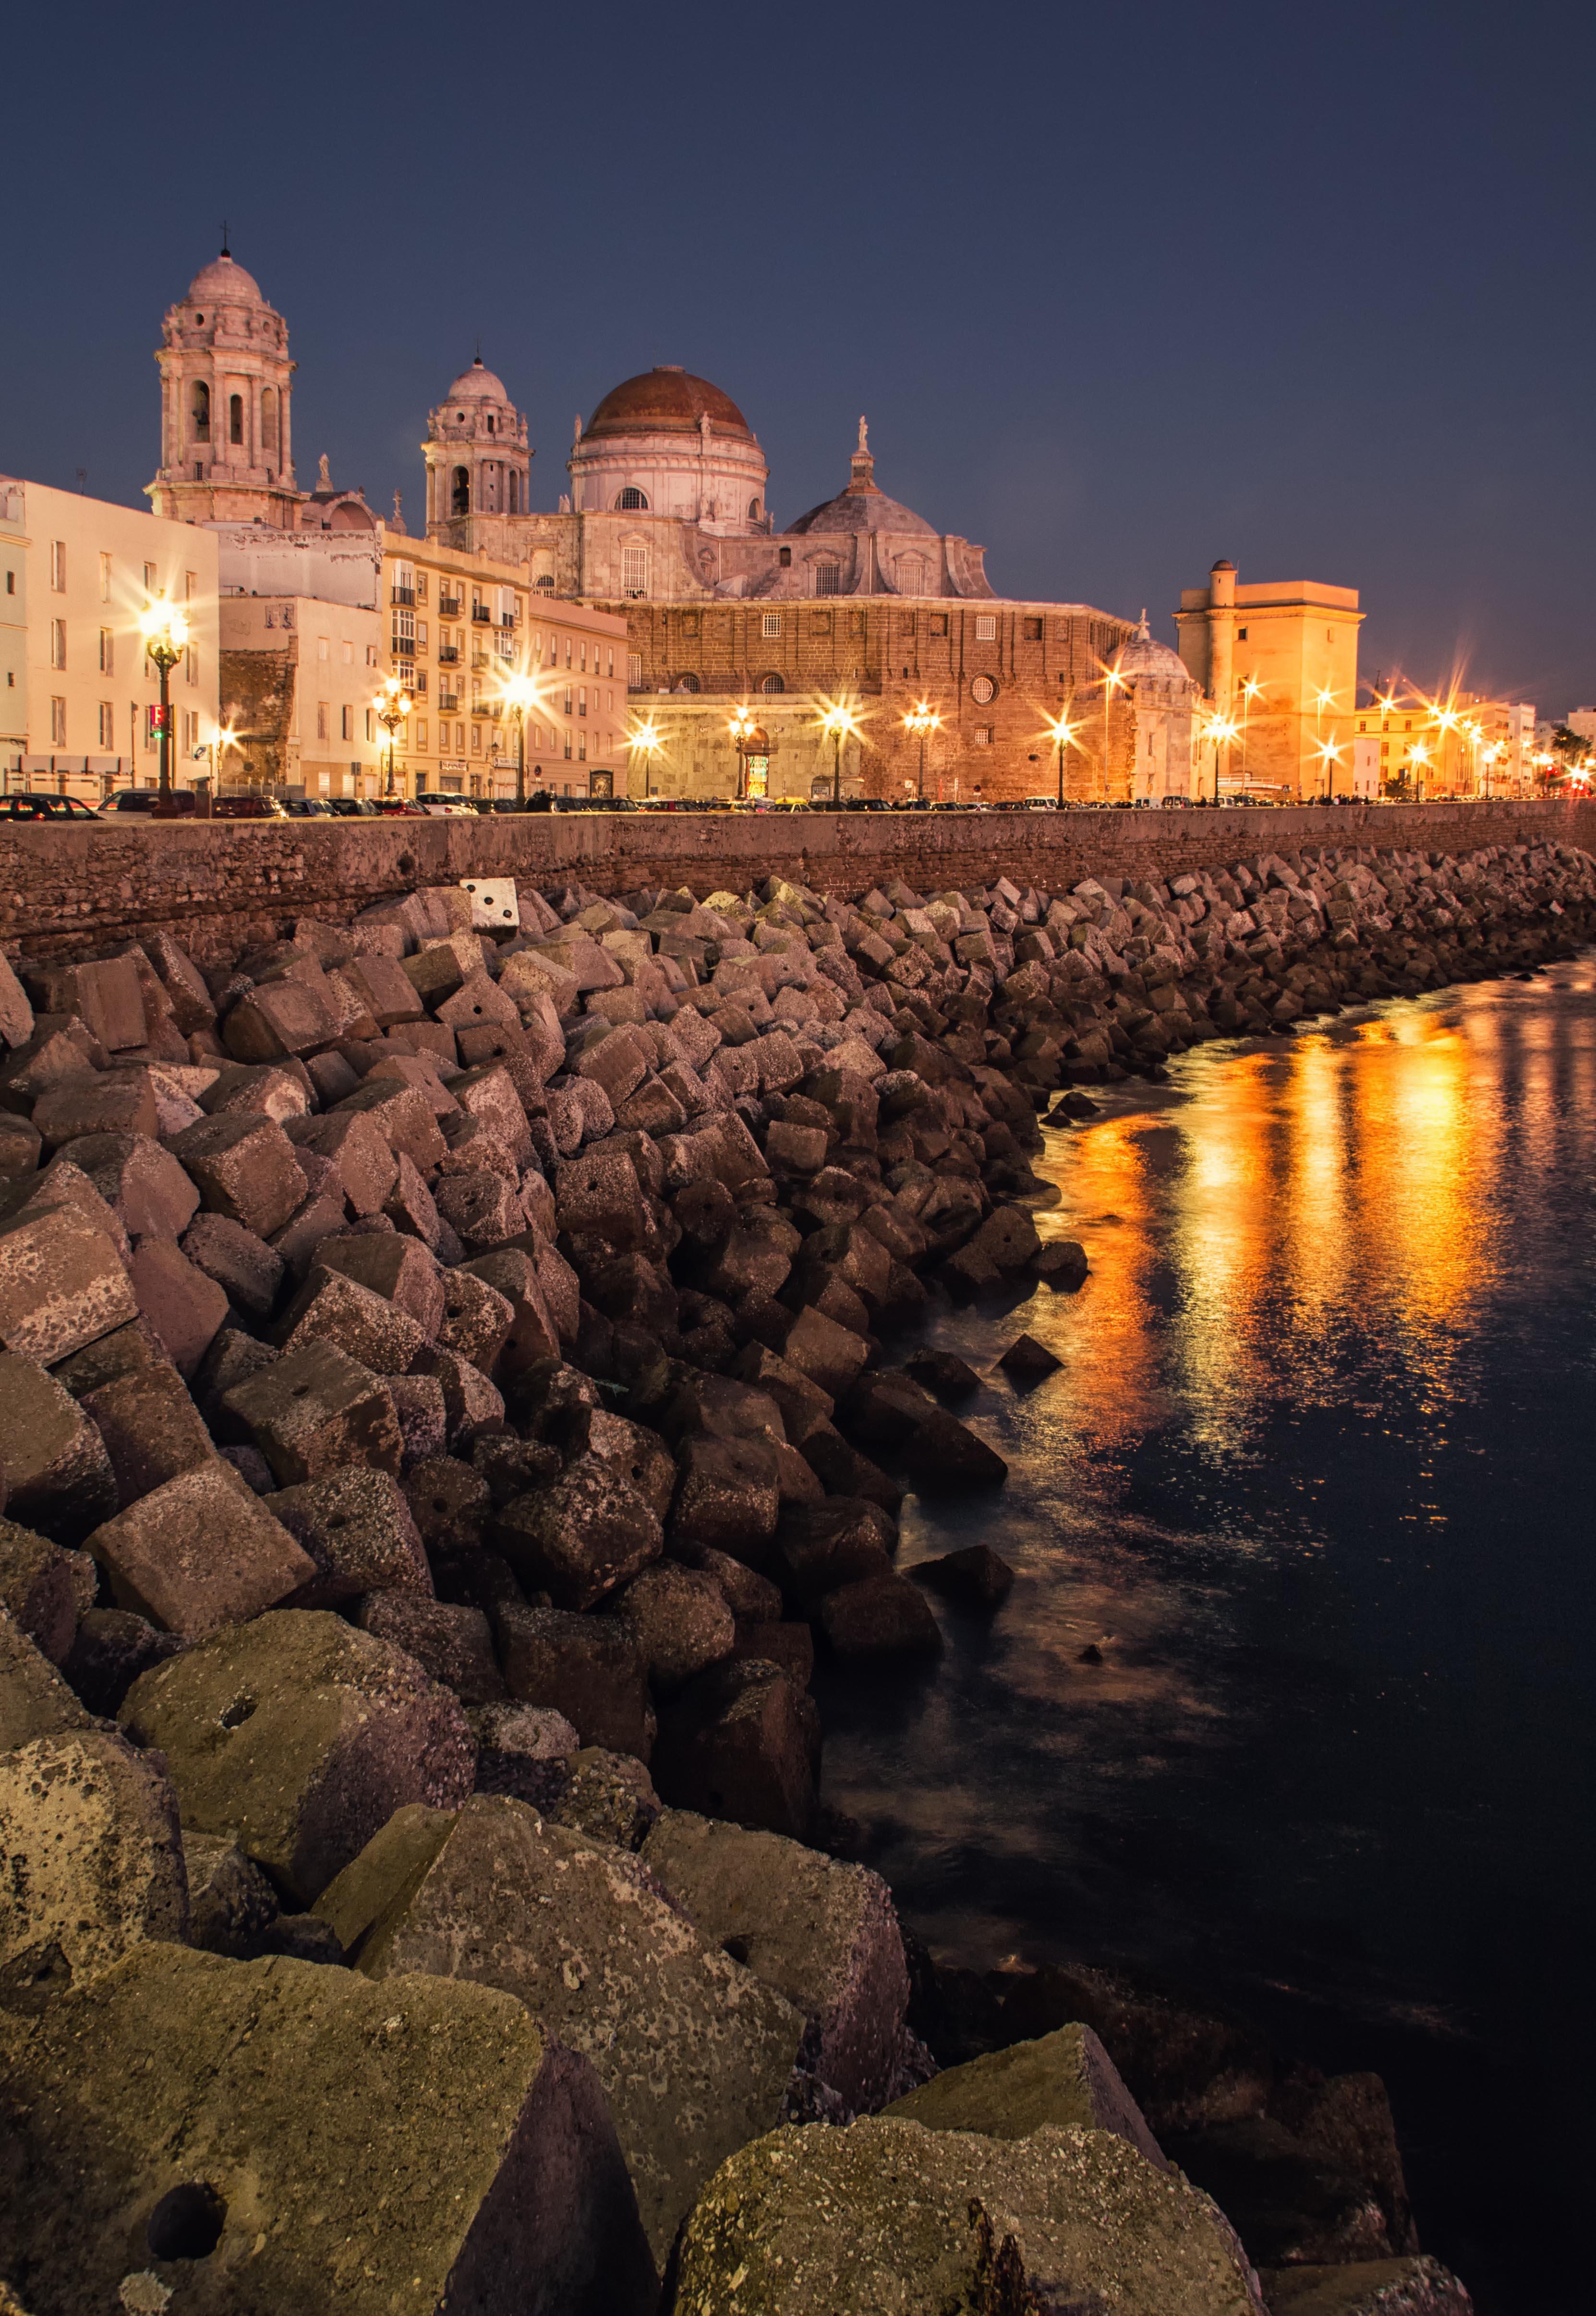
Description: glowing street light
xmin=628 ymin=717 xmax=665 ymax=799
xmin=138 ymin=596 xmax=191 ymax=801
xmin=1312 ymin=736 xmax=1343 ymax=802
xmin=818 ymin=700 xmax=861 ymax=808
xmin=727 ymin=706 xmax=759 ymax=799
xmin=1043 ymin=706 xmax=1080 ymax=808
xmin=373 ymin=676 xmax=413 ymax=798
xmin=496 ymin=668 xmax=547 ymax=807
xmin=902 ymin=700 xmax=943 ymax=802
xmin=1205 ymin=712 xmax=1239 ymax=803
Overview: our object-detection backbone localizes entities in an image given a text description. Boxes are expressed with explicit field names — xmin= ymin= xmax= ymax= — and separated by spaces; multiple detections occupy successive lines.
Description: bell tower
xmin=148 ymin=245 xmax=301 ymax=529
xmin=423 ymin=358 xmax=532 ymax=555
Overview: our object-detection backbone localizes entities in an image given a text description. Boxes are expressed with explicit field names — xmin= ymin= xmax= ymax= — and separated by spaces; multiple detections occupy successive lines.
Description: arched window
xmin=486 ymin=413 xmax=496 ymax=434
xmin=452 ymin=466 xmax=470 ymax=516
xmin=749 ymin=499 xmax=762 ymax=521
xmin=674 ymin=673 xmax=701 ymax=693
xmin=617 ymin=486 xmax=649 ymax=511
xmin=191 ymin=382 xmax=210 ymax=443
xmin=261 ymin=388 xmax=277 ymax=457
xmin=761 ymin=673 xmax=785 ymax=695
xmin=229 ymin=394 xmax=244 ymax=446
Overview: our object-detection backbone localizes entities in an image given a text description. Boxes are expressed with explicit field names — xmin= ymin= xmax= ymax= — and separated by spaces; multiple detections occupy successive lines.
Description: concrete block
xmin=1 ymin=1606 xmax=91 ymax=1751
xmin=343 ymin=952 xmax=427 ymax=1027
xmin=316 ymin=1794 xmax=806 ymax=2265
xmin=355 ymin=1593 xmax=506 ymax=1706
xmin=142 ymin=929 xmax=216 ymax=1033
xmin=55 ymin=1130 xmax=198 ymax=1239
xmin=0 ymin=1520 xmax=83 ymax=1667
xmin=438 ymin=1264 xmax=516 ymax=1370
xmin=611 ymin=1563 xmax=734 ymax=1693
xmin=179 ymin=1211 xmax=285 ymax=1319
xmin=278 ymin=1264 xmax=430 ymax=1376
xmin=219 ymin=1339 xmax=403 ymax=1486
xmin=496 ymin=1602 xmax=653 ymax=1758
xmin=266 ymin=1189 xmax=350 ymax=1282
xmin=0 ymin=1353 xmax=118 ymax=1541
xmin=127 ymin=1237 xmax=229 ymax=1378
xmin=0 ymin=1114 xmax=42 ymax=1178
xmin=119 ymin=1609 xmax=475 ymax=1903
xmin=169 ymin=1112 xmax=309 ymax=1237
xmin=0 ymin=1941 xmax=655 ymax=2316
xmin=24 ymin=956 xmax=147 ymax=1052
xmin=436 ymin=967 xmax=520 ymax=1033
xmin=198 ymin=1059 xmax=312 ymax=1123
xmin=267 ymin=1467 xmax=431 ymax=1606
xmin=284 ymin=1108 xmax=399 ymax=1215
xmin=58 ymin=1605 xmax=184 ymax=1717
xmin=419 ymin=1344 xmax=507 ymax=1449
xmin=0 ymin=951 xmax=35 ymax=1049
xmin=458 ymin=1247 xmax=559 ymax=1374
xmin=884 ymin=2022 xmax=1168 ymax=2169
xmin=387 ymin=1370 xmax=447 ymax=1464
xmin=643 ymin=1808 xmax=910 ymax=2111
xmin=85 ymin=1461 xmax=314 ymax=1638
xmin=81 ymin=1361 xmax=215 ymax=1507
xmin=334 ymin=1075 xmax=449 ymax=1170
xmin=48 ymin=1312 xmax=166 ymax=1400
xmin=491 ymin=1457 xmax=663 ymax=1611
xmin=459 ymin=876 xmax=520 ymax=931
xmin=221 ymin=973 xmax=340 ymax=1061
xmin=0 ymin=1729 xmax=186 ymax=2004
xmin=0 ymin=1197 xmax=136 ymax=1371
xmin=652 ymin=1658 xmax=817 ymax=1841
xmin=451 ymin=1061 xmax=533 ymax=1163
xmin=31 ymin=1070 xmax=160 ymax=1149
xmin=182 ymin=1828 xmax=278 ymax=1956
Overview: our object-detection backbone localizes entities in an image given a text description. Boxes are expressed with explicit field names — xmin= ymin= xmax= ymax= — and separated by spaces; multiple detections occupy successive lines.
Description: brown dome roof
xmin=584 ymin=366 xmax=754 ymax=442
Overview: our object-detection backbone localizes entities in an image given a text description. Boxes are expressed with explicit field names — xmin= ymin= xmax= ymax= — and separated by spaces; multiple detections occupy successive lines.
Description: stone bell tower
xmin=147 ymin=244 xmax=301 ymax=530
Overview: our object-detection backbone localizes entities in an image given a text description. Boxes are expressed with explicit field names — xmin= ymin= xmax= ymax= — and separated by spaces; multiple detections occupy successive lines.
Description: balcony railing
xmin=471 ymin=606 xmax=493 ymax=624
xmin=437 ymin=644 xmax=460 ymax=664
xmin=437 ymin=692 xmax=459 ymax=712
xmin=438 ymin=594 xmax=462 ymax=617
xmin=390 ymin=586 xmax=415 ymax=606
xmin=499 ymin=609 xmax=519 ymax=627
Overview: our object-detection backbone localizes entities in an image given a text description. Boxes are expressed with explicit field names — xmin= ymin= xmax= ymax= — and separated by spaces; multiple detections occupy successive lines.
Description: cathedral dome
xmin=585 ymin=367 xmax=754 ymax=442
xmin=786 ymin=422 xmax=937 ymax=537
xmin=1116 ymin=616 xmax=1194 ymax=683
xmin=185 ymin=253 xmax=264 ymax=305
xmin=444 ymin=357 xmax=511 ymax=404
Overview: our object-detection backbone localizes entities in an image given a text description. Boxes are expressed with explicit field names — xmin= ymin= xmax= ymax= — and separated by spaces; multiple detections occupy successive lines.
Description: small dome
xmin=444 ymin=356 xmax=511 ymax=403
xmin=786 ymin=486 xmax=936 ymax=538
xmin=1116 ymin=617 xmax=1195 ymax=685
xmin=186 ymin=253 xmax=265 ymax=305
xmin=585 ymin=367 xmax=754 ymax=441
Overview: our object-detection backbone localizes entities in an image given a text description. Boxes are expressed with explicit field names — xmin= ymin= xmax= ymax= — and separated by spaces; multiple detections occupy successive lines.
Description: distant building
xmin=1564 ymin=706 xmax=1596 ymax=746
xmin=0 ymin=476 xmax=218 ymax=796
xmin=1174 ymin=561 xmax=1363 ymax=799
xmin=147 ymin=250 xmax=302 ymax=531
xmin=1353 ymin=691 xmax=1536 ymax=796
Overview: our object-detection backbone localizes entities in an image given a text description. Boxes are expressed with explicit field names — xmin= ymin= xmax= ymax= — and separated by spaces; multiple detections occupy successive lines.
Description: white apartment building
xmin=0 ymin=478 xmax=219 ymax=796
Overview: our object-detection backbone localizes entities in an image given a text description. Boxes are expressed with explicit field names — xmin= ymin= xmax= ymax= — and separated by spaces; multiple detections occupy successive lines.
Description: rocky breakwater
xmin=0 ymin=841 xmax=1554 ymax=2311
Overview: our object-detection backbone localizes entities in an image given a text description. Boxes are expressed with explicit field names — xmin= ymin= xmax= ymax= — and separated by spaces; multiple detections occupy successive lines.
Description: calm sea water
xmin=814 ymin=959 xmax=1596 ymax=2316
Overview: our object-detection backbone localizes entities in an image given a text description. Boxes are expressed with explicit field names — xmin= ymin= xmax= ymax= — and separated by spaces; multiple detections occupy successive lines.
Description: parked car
xmin=99 ymin=787 xmax=206 ymax=817
xmin=413 ymin=793 xmax=477 ymax=816
xmin=372 ymin=797 xmax=428 ymax=817
xmin=281 ymin=797 xmax=336 ymax=818
xmin=325 ymin=797 xmax=380 ymax=817
xmin=210 ymin=793 xmax=289 ymax=820
xmin=0 ymin=794 xmax=103 ymax=821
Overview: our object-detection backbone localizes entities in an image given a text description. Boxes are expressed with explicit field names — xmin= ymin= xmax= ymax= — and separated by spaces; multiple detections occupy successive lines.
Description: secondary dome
xmin=1116 ymin=616 xmax=1194 ymax=683
xmin=585 ymin=367 xmax=754 ymax=442
xmin=444 ymin=356 xmax=510 ymax=404
xmin=786 ymin=418 xmax=938 ymax=537
xmin=185 ymin=253 xmax=264 ymax=305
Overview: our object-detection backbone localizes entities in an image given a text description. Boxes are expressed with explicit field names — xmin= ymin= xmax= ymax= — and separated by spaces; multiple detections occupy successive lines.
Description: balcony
xmin=390 ymin=586 xmax=415 ymax=607
xmin=471 ymin=606 xmax=493 ymax=624
xmin=437 ymin=691 xmax=459 ymax=712
xmin=438 ymin=644 xmax=460 ymax=664
xmin=499 ymin=609 xmax=519 ymax=627
xmin=438 ymin=594 xmax=462 ymax=617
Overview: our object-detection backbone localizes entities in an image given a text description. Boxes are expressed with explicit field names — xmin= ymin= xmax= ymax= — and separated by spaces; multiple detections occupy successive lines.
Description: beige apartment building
xmin=1175 ymin=561 xmax=1363 ymax=798
xmin=218 ymin=594 xmax=385 ymax=796
xmin=0 ymin=477 xmax=219 ymax=797
xmin=1352 ymin=691 xmax=1536 ymax=797
xmin=382 ymin=536 xmax=628 ymax=799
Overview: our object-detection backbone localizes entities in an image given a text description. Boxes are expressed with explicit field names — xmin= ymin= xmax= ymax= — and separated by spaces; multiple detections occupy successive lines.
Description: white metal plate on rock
xmin=459 ymin=879 xmax=520 ymax=930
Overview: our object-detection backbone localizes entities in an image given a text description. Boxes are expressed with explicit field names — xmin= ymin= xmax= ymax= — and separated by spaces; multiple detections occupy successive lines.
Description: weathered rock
xmin=817 ymin=1570 xmax=943 ymax=1658
xmin=612 ymin=1561 xmax=735 ymax=1691
xmin=1036 ymin=1237 xmax=1090 ymax=1289
xmin=0 ymin=1521 xmax=82 ymax=1666
xmin=544 ymin=1745 xmax=662 ymax=1849
xmin=31 ymin=1069 xmax=159 ymax=1149
xmin=126 ymin=1234 xmax=230 ymax=1378
xmin=0 ymin=1354 xmax=118 ymax=1542
xmin=470 ymin=1699 xmax=580 ymax=1809
xmin=885 ymin=2023 xmax=1168 ymax=2169
xmin=998 ymin=1329 xmax=1063 ymax=1381
xmin=267 ymin=1466 xmax=431 ymax=1606
xmin=0 ymin=1114 xmax=41 ymax=1178
xmin=669 ymin=1430 xmax=782 ymax=1566
xmin=1257 ymin=2259 xmax=1474 ymax=2316
xmin=85 ymin=1461 xmax=315 ymax=1639
xmin=0 ymin=1940 xmax=656 ymax=2316
xmin=57 ymin=1606 xmax=183 ymax=1717
xmin=119 ymin=1609 xmax=475 ymax=1903
xmin=0 ymin=1202 xmax=137 ymax=1365
xmin=81 ymin=1361 xmax=220 ymax=1507
xmin=219 ymin=1339 xmax=403 ymax=1485
xmin=496 ymin=1603 xmax=654 ymax=1758
xmin=182 ymin=1828 xmax=279 ymax=1957
xmin=770 ymin=1496 xmax=896 ymax=1607
xmin=314 ymin=1794 xmax=806 ymax=2266
xmin=278 ymin=1263 xmax=430 ymax=1376
xmin=0 ymin=1608 xmax=91 ymax=1751
xmin=355 ymin=1593 xmax=506 ymax=1706
xmin=643 ymin=1808 xmax=910 ymax=2110
xmin=491 ymin=1458 xmax=663 ymax=1610
xmin=0 ymin=1730 xmax=186 ymax=2008
xmin=912 ymin=1542 xmax=1016 ymax=1608
xmin=652 ymin=1658 xmax=817 ymax=1840
xmin=668 ymin=2116 xmax=1262 ymax=2316
xmin=179 ymin=1211 xmax=285 ymax=1319
xmin=169 ymin=1111 xmax=310 ymax=1236
xmin=905 ymin=1408 xmax=1009 ymax=1491
xmin=58 ymin=1131 xmax=199 ymax=1240
xmin=315 ymin=1228 xmax=444 ymax=1337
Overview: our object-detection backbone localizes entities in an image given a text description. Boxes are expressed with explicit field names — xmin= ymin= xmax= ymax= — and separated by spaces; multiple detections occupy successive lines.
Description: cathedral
xmin=145 ymin=246 xmax=1212 ymax=803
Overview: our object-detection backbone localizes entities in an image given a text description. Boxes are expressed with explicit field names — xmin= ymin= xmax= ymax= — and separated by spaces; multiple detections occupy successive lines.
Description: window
xmin=185 ymin=645 xmax=198 ymax=688
xmin=579 ymin=687 xmax=589 ymax=713
xmin=607 ymin=648 xmax=615 ymax=678
xmin=261 ymin=387 xmax=277 ymax=457
xmin=317 ymin=636 xmax=330 ymax=662
xmin=749 ymin=499 xmax=762 ymax=521
xmin=778 ymin=547 xmax=791 ymax=567
xmin=316 ymin=703 xmax=329 ymax=740
xmin=814 ymin=563 xmax=840 ymax=596
xmin=366 ymin=643 xmax=378 ymax=666
xmin=975 ymin=614 xmax=997 ymax=641
xmin=974 ymin=726 xmax=993 ymax=746
xmin=762 ymin=612 xmax=782 ymax=638
xmin=98 ymin=702 xmax=114 ymax=747
xmin=184 ymin=569 xmax=196 ymax=601
xmin=627 ymin=652 xmax=642 ymax=687
xmin=98 ymin=628 xmax=113 ymax=676
xmin=472 ymin=725 xmax=482 ymax=752
xmin=761 ymin=673 xmax=785 ymax=695
xmin=563 ymin=688 xmax=573 ymax=715
xmin=897 ymin=556 xmax=928 ymax=596
xmin=1237 ymin=627 xmax=1248 ymax=641
xmin=343 ymin=639 xmax=355 ymax=663
xmin=49 ymin=542 xmax=65 ymax=591
xmin=365 ymin=709 xmax=375 ymax=741
xmin=1023 ymin=616 xmax=1043 ymax=641
xmin=192 ymin=382 xmax=210 ymax=442
xmin=50 ymin=619 xmax=65 ymax=669
xmin=229 ymin=394 xmax=244 ymax=446
xmin=617 ymin=486 xmax=649 ymax=511
xmin=99 ymin=552 xmax=112 ymax=603
xmin=51 ymin=697 xmax=66 ymax=744
xmin=143 ymin=562 xmax=157 ymax=594
xmin=415 ymin=574 xmax=428 ymax=604
xmin=931 ymin=613 xmax=947 ymax=635
xmin=4 ymin=572 xmax=12 ymax=595
xmin=672 ymin=675 xmax=699 ymax=694
xmin=416 ymin=720 xmax=428 ymax=749
xmin=621 ymin=546 xmax=648 ymax=598
xmin=563 ymin=732 xmax=573 ymax=760
xmin=578 ymin=734 xmax=587 ymax=761
xmin=452 ymin=467 xmax=470 ymax=516
xmin=341 ymin=705 xmax=353 ymax=741
xmin=970 ymin=674 xmax=997 ymax=705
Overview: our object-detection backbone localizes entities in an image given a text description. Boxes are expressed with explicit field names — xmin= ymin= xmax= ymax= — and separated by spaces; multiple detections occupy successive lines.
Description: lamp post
xmin=373 ymin=676 xmax=412 ymax=799
xmin=1044 ymin=706 xmax=1078 ymax=808
xmin=820 ymin=701 xmax=860 ymax=807
xmin=497 ymin=671 xmax=543 ymax=808
xmin=728 ymin=706 xmax=756 ymax=800
xmin=139 ymin=598 xmax=191 ymax=802
xmin=1408 ymin=739 xmax=1429 ymax=802
xmin=1313 ymin=736 xmax=1342 ymax=802
xmin=628 ymin=718 xmax=664 ymax=798
xmin=902 ymin=701 xmax=942 ymax=802
xmin=1207 ymin=713 xmax=1238 ymax=804
xmin=193 ymin=722 xmax=238 ymax=817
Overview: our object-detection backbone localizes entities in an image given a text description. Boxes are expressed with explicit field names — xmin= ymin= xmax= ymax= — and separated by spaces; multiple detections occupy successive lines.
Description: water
xmin=814 ymin=958 xmax=1596 ymax=2315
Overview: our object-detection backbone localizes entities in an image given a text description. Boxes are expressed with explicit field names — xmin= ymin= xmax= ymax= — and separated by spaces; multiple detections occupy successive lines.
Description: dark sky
xmin=7 ymin=0 xmax=1590 ymax=711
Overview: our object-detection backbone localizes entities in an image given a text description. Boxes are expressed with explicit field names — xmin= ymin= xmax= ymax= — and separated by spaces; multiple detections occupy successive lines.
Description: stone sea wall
xmin=0 ymin=826 xmax=1573 ymax=2312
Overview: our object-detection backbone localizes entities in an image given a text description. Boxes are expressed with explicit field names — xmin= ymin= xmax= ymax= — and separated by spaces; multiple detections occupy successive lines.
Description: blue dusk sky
xmin=6 ymin=0 xmax=1591 ymax=711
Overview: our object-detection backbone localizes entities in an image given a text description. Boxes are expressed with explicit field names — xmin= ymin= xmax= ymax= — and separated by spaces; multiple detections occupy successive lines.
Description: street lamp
xmin=628 ymin=717 xmax=665 ymax=798
xmin=138 ymin=597 xmax=191 ymax=801
xmin=1043 ymin=707 xmax=1079 ymax=807
xmin=1100 ymin=657 xmax=1128 ymax=800
xmin=728 ymin=706 xmax=757 ymax=799
xmin=1206 ymin=713 xmax=1239 ymax=803
xmin=373 ymin=676 xmax=412 ymax=798
xmin=819 ymin=700 xmax=861 ymax=807
xmin=191 ymin=721 xmax=239 ymax=815
xmin=1312 ymin=736 xmax=1342 ymax=802
xmin=496 ymin=670 xmax=545 ymax=808
xmin=1408 ymin=738 xmax=1430 ymax=801
xmin=901 ymin=700 xmax=943 ymax=802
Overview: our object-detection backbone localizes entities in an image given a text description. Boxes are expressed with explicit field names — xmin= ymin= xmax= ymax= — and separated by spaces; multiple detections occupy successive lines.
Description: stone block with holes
xmin=266 ymin=1466 xmax=432 ymax=1608
xmin=169 ymin=1112 xmax=310 ymax=1239
xmin=218 ymin=1339 xmax=404 ymax=1487
xmin=84 ymin=1461 xmax=315 ymax=1639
